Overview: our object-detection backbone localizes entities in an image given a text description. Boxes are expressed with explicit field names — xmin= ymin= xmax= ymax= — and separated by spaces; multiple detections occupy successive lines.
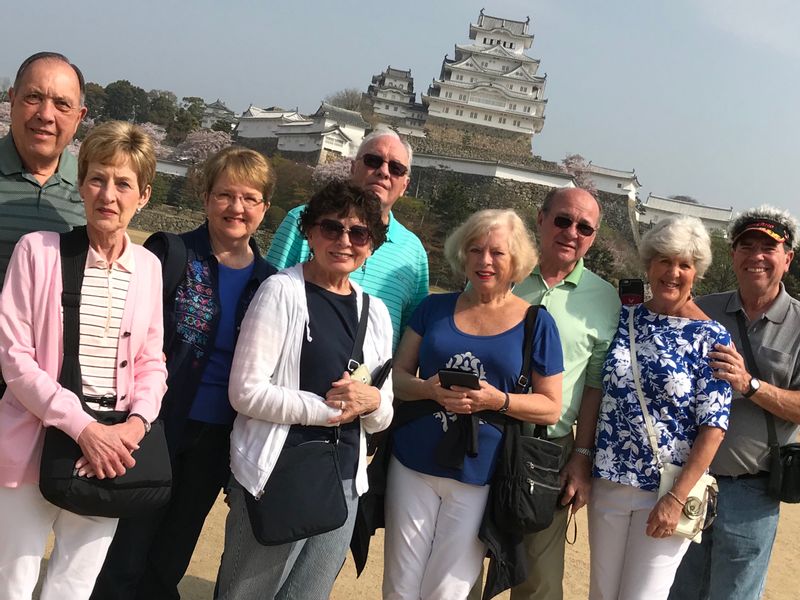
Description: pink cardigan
xmin=0 ymin=231 xmax=167 ymax=487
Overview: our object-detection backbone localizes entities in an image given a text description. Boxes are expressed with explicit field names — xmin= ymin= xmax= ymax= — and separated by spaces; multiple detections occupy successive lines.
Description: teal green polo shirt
xmin=0 ymin=134 xmax=85 ymax=286
xmin=514 ymin=259 xmax=621 ymax=437
xmin=267 ymin=204 xmax=429 ymax=350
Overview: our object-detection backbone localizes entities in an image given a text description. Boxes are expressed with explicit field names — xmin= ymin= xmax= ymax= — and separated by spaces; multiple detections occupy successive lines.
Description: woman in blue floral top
xmin=589 ymin=216 xmax=732 ymax=600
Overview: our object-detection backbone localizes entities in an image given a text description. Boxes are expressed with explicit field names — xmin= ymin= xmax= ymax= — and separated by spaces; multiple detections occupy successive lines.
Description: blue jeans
xmin=669 ymin=475 xmax=780 ymax=600
xmin=215 ymin=477 xmax=359 ymax=600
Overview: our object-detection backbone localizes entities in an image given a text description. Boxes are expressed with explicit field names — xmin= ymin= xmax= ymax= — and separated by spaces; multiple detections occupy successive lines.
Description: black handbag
xmin=490 ymin=305 xmax=563 ymax=534
xmin=38 ymin=227 xmax=172 ymax=518
xmin=244 ymin=294 xmax=371 ymax=545
xmin=735 ymin=312 xmax=800 ymax=504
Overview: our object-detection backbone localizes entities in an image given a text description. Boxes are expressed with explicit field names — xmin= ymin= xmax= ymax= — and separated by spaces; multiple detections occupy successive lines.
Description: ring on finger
xmin=340 ymin=400 xmax=345 ymax=410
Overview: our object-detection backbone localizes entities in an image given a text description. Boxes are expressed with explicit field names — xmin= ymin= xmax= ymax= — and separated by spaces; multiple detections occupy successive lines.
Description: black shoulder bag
xmin=38 ymin=227 xmax=172 ymax=518
xmin=735 ymin=312 xmax=800 ymax=503
xmin=244 ymin=294 xmax=371 ymax=545
xmin=489 ymin=305 xmax=563 ymax=533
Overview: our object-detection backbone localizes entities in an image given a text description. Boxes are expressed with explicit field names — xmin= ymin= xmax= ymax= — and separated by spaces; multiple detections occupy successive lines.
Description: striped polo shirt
xmin=267 ymin=204 xmax=429 ymax=349
xmin=78 ymin=237 xmax=134 ymax=399
xmin=0 ymin=133 xmax=86 ymax=288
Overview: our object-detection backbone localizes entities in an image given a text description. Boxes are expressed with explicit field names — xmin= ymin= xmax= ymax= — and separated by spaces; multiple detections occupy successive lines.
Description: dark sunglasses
xmin=553 ymin=215 xmax=597 ymax=237
xmin=360 ymin=153 xmax=409 ymax=177
xmin=316 ymin=219 xmax=372 ymax=247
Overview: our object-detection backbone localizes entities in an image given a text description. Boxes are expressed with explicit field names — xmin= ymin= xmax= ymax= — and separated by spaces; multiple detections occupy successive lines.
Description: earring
xmin=136 ymin=207 xmax=142 ymax=214
xmin=361 ymin=258 xmax=367 ymax=273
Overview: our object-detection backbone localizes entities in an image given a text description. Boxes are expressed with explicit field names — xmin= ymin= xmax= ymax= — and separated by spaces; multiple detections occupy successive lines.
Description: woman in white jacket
xmin=216 ymin=181 xmax=394 ymax=600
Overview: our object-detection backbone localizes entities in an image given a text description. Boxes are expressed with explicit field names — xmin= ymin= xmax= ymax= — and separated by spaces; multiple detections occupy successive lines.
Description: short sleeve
xmin=694 ymin=322 xmax=732 ymax=430
xmin=408 ymin=294 xmax=434 ymax=337
xmin=530 ymin=307 xmax=564 ymax=377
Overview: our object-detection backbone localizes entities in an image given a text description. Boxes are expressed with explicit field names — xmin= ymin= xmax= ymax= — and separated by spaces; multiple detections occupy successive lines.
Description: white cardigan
xmin=228 ymin=263 xmax=394 ymax=497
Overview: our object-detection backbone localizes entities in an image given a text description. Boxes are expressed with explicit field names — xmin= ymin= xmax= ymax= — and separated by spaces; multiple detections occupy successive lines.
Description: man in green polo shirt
xmin=267 ymin=127 xmax=429 ymax=349
xmin=0 ymin=51 xmax=87 ymax=286
xmin=512 ymin=187 xmax=620 ymax=599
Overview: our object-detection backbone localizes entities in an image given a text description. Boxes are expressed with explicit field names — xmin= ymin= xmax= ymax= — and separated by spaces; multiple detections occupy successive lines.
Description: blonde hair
xmin=78 ymin=121 xmax=155 ymax=191
xmin=202 ymin=146 xmax=276 ymax=201
xmin=444 ymin=209 xmax=538 ymax=284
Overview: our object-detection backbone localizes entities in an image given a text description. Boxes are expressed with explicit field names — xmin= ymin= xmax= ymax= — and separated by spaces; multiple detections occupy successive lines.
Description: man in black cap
xmin=670 ymin=205 xmax=800 ymax=600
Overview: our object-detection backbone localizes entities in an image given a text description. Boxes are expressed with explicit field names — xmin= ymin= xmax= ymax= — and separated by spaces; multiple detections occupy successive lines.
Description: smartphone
xmin=438 ymin=368 xmax=481 ymax=390
xmin=619 ymin=278 xmax=644 ymax=305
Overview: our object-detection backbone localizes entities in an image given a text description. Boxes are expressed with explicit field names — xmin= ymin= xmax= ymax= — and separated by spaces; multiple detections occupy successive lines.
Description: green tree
xmin=132 ymin=86 xmax=149 ymax=123
xmin=181 ymin=96 xmax=205 ymax=123
xmin=147 ymin=89 xmax=177 ymax=126
xmin=211 ymin=119 xmax=233 ymax=133
xmin=84 ymin=82 xmax=107 ymax=120
xmin=167 ymin=108 xmax=197 ymax=145
xmin=104 ymin=80 xmax=136 ymax=121
xmin=694 ymin=233 xmax=736 ymax=297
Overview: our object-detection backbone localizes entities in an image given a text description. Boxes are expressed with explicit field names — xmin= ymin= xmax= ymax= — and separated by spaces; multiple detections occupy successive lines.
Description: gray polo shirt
xmin=697 ymin=286 xmax=800 ymax=476
xmin=0 ymin=133 xmax=86 ymax=287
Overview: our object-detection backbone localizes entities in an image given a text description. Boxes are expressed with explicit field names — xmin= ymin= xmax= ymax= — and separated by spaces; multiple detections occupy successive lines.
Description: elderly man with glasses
xmin=267 ymin=127 xmax=428 ymax=350
xmin=471 ymin=186 xmax=621 ymax=600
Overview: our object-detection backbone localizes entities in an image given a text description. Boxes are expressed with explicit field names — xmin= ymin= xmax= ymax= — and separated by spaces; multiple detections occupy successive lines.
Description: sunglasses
xmin=553 ymin=215 xmax=597 ymax=237
xmin=360 ymin=153 xmax=409 ymax=177
xmin=316 ymin=219 xmax=372 ymax=247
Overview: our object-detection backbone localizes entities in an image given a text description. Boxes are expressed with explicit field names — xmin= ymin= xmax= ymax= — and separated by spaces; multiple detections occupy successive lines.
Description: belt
xmin=712 ymin=471 xmax=769 ymax=480
xmin=84 ymin=395 xmax=117 ymax=408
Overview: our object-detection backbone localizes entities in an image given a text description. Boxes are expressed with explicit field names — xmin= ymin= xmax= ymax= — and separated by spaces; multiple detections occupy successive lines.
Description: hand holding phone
xmin=438 ymin=368 xmax=481 ymax=390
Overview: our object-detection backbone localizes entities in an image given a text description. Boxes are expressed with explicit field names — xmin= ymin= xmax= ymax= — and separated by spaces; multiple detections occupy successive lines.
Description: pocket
xmin=757 ymin=347 xmax=792 ymax=389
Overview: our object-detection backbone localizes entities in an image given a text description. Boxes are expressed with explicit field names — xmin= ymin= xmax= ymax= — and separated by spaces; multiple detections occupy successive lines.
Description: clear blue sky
xmin=4 ymin=0 xmax=798 ymax=215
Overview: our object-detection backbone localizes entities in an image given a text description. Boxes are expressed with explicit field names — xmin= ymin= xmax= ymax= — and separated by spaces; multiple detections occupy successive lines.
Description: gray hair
xmin=729 ymin=204 xmax=798 ymax=250
xmin=14 ymin=51 xmax=85 ymax=106
xmin=357 ymin=126 xmax=413 ymax=167
xmin=639 ymin=215 xmax=713 ymax=278
xmin=444 ymin=208 xmax=538 ymax=284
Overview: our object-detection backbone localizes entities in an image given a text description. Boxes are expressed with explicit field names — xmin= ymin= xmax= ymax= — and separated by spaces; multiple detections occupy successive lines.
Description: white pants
xmin=588 ymin=478 xmax=691 ymax=600
xmin=383 ymin=456 xmax=489 ymax=600
xmin=0 ymin=484 xmax=118 ymax=600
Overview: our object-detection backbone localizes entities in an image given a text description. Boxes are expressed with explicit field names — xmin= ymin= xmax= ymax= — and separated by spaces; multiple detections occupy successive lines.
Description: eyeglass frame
xmin=209 ymin=190 xmax=267 ymax=210
xmin=553 ymin=214 xmax=597 ymax=237
xmin=359 ymin=153 xmax=409 ymax=177
xmin=314 ymin=218 xmax=372 ymax=247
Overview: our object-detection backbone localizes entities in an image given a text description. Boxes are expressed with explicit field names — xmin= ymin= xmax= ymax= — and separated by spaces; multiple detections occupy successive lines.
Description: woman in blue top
xmin=589 ymin=215 xmax=732 ymax=600
xmin=383 ymin=209 xmax=564 ymax=600
xmin=92 ymin=147 xmax=277 ymax=599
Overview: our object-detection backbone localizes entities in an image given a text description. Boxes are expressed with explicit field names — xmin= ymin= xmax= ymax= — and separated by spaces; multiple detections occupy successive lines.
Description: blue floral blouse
xmin=593 ymin=305 xmax=732 ymax=491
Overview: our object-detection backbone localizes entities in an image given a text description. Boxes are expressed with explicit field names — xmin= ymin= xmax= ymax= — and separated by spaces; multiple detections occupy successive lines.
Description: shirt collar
xmin=530 ymin=258 xmax=586 ymax=289
xmin=86 ymin=232 xmax=135 ymax=273
xmin=725 ymin=282 xmax=792 ymax=324
xmin=0 ymin=133 xmax=78 ymax=185
xmin=385 ymin=211 xmax=399 ymax=243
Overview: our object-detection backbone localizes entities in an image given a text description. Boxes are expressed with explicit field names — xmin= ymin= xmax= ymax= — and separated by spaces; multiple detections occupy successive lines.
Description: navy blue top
xmin=392 ymin=293 xmax=564 ymax=485
xmin=285 ymin=282 xmax=361 ymax=479
xmin=189 ymin=262 xmax=255 ymax=424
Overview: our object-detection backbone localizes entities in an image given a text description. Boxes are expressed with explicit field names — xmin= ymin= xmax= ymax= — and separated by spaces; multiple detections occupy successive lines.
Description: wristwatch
xmin=128 ymin=413 xmax=152 ymax=433
xmin=573 ymin=447 xmax=593 ymax=459
xmin=743 ymin=377 xmax=761 ymax=398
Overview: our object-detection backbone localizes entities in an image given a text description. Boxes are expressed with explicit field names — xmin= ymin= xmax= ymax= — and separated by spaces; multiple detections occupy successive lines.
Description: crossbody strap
xmin=59 ymin=227 xmax=90 ymax=397
xmin=734 ymin=312 xmax=779 ymax=451
xmin=628 ymin=308 xmax=663 ymax=469
xmin=347 ymin=293 xmax=370 ymax=373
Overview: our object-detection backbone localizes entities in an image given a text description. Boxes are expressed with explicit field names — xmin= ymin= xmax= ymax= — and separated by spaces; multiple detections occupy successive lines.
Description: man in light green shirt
xmin=512 ymin=187 xmax=620 ymax=600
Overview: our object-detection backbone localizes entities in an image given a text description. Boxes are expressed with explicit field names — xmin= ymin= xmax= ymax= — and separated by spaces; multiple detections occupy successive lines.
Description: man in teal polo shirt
xmin=0 ymin=51 xmax=87 ymax=286
xmin=512 ymin=187 xmax=620 ymax=599
xmin=267 ymin=127 xmax=429 ymax=349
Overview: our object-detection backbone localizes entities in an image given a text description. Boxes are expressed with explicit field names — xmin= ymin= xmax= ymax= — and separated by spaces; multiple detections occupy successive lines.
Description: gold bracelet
xmin=666 ymin=490 xmax=686 ymax=507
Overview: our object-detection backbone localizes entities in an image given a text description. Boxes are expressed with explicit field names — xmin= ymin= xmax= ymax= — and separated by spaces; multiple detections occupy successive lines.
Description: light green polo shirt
xmin=0 ymin=134 xmax=85 ymax=286
xmin=267 ymin=204 xmax=429 ymax=350
xmin=514 ymin=259 xmax=621 ymax=437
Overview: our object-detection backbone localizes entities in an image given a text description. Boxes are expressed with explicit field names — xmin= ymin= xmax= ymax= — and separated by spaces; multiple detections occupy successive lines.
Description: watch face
xmin=751 ymin=378 xmax=761 ymax=392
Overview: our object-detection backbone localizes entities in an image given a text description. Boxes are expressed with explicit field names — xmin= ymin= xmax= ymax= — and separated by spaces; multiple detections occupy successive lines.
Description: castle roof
xmin=471 ymin=12 xmax=530 ymax=37
xmin=454 ymin=43 xmax=539 ymax=63
xmin=313 ymin=102 xmax=369 ymax=129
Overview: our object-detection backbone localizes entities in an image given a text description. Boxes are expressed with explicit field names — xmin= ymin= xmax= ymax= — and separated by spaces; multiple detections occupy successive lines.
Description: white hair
xmin=357 ymin=126 xmax=413 ymax=166
xmin=639 ymin=215 xmax=713 ymax=278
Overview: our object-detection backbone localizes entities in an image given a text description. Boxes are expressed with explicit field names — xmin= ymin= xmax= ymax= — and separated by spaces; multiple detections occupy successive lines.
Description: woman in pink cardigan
xmin=0 ymin=121 xmax=167 ymax=600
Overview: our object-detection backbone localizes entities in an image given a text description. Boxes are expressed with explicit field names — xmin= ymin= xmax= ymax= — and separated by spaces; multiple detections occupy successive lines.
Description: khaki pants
xmin=469 ymin=432 xmax=574 ymax=600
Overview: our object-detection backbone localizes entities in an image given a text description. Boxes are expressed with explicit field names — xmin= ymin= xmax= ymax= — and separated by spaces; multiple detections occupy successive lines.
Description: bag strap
xmin=59 ymin=227 xmax=90 ymax=396
xmin=347 ymin=293 xmax=370 ymax=373
xmin=734 ymin=312 xmax=779 ymax=453
xmin=511 ymin=305 xmax=546 ymax=439
xmin=628 ymin=308 xmax=663 ymax=469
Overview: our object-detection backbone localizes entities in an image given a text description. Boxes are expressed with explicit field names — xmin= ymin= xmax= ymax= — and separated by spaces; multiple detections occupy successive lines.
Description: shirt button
xmin=120 ymin=360 xmax=128 ymax=368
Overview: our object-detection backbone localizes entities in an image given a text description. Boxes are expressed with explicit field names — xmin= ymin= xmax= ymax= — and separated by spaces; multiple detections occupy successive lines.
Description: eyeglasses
xmin=210 ymin=191 xmax=265 ymax=209
xmin=553 ymin=215 xmax=597 ymax=237
xmin=316 ymin=219 xmax=372 ymax=247
xmin=360 ymin=153 xmax=409 ymax=177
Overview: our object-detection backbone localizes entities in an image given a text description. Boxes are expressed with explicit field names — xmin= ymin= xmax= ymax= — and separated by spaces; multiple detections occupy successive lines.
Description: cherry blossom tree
xmin=172 ymin=129 xmax=231 ymax=163
xmin=311 ymin=157 xmax=352 ymax=188
xmin=561 ymin=153 xmax=597 ymax=194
